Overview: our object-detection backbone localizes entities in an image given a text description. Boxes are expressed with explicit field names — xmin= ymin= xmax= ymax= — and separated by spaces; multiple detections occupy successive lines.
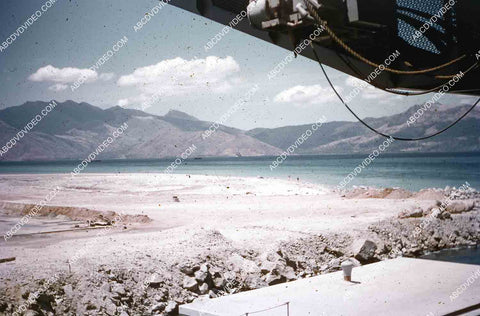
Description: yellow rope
xmin=303 ymin=0 xmax=466 ymax=75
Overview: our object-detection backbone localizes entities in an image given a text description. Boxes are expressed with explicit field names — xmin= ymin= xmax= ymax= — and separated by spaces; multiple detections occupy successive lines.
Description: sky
xmin=0 ymin=0 xmax=476 ymax=130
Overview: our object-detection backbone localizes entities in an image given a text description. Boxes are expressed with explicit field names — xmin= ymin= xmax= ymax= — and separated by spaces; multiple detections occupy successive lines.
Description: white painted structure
xmin=180 ymin=258 xmax=480 ymax=316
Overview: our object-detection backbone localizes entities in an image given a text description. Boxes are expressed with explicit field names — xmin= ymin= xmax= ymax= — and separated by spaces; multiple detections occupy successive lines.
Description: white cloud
xmin=118 ymin=99 xmax=129 ymax=107
xmin=344 ymin=76 xmax=399 ymax=102
xmin=117 ymin=94 xmax=152 ymax=108
xmin=273 ymin=84 xmax=341 ymax=107
xmin=48 ymin=83 xmax=68 ymax=91
xmin=345 ymin=77 xmax=365 ymax=88
xmin=99 ymin=72 xmax=115 ymax=81
xmin=117 ymin=56 xmax=240 ymax=106
xmin=28 ymin=65 xmax=115 ymax=90
xmin=28 ymin=65 xmax=97 ymax=84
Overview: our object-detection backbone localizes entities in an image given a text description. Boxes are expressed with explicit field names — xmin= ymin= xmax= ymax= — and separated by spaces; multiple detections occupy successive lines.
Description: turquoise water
xmin=422 ymin=247 xmax=480 ymax=265
xmin=0 ymin=152 xmax=479 ymax=191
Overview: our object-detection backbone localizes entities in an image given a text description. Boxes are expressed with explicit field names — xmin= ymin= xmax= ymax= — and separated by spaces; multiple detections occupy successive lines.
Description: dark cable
xmin=303 ymin=0 xmax=467 ymax=75
xmin=335 ymin=51 xmax=479 ymax=96
xmin=311 ymin=46 xmax=480 ymax=141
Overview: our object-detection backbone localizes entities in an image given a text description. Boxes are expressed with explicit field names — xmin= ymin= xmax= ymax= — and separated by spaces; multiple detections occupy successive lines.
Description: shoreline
xmin=0 ymin=173 xmax=478 ymax=315
xmin=0 ymin=171 xmax=476 ymax=195
xmin=1 ymin=152 xmax=479 ymax=192
xmin=0 ymin=150 xmax=479 ymax=162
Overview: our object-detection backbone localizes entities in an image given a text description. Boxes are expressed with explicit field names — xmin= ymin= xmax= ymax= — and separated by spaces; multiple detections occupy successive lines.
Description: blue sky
xmin=0 ymin=0 xmax=475 ymax=129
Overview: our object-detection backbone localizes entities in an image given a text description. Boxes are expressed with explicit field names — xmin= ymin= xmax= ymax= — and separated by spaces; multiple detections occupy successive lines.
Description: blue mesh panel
xmin=397 ymin=0 xmax=443 ymax=16
xmin=396 ymin=0 xmax=452 ymax=55
xmin=397 ymin=19 xmax=441 ymax=54
xmin=397 ymin=9 xmax=444 ymax=32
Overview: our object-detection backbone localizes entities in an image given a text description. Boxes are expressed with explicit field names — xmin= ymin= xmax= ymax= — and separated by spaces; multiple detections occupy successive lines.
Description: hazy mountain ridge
xmin=0 ymin=101 xmax=478 ymax=161
xmin=247 ymin=104 xmax=480 ymax=154
xmin=0 ymin=101 xmax=282 ymax=161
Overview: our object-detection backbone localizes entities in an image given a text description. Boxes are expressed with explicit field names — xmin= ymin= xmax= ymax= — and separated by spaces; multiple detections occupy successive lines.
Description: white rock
xmin=194 ymin=270 xmax=208 ymax=282
xmin=198 ymin=283 xmax=209 ymax=295
xmin=164 ymin=301 xmax=178 ymax=314
xmin=182 ymin=276 xmax=198 ymax=291
xmin=111 ymin=283 xmax=126 ymax=297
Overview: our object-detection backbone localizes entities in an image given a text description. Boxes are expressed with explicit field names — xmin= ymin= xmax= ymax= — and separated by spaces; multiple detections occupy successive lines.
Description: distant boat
xmin=236 ymin=153 xmax=242 ymax=157
xmin=194 ymin=157 xmax=202 ymax=160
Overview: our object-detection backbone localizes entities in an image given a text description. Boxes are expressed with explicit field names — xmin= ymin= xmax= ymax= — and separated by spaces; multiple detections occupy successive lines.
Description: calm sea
xmin=0 ymin=152 xmax=479 ymax=191
xmin=422 ymin=247 xmax=480 ymax=265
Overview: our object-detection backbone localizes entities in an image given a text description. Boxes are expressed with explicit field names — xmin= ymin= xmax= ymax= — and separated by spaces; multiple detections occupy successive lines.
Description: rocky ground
xmin=0 ymin=176 xmax=479 ymax=316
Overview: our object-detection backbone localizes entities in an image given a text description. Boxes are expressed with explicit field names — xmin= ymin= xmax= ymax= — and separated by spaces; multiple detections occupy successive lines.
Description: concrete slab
xmin=179 ymin=258 xmax=480 ymax=316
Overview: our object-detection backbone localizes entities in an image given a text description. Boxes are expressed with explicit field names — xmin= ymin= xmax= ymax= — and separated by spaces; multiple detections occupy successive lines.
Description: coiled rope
xmin=302 ymin=0 xmax=466 ymax=75
xmin=312 ymin=45 xmax=480 ymax=141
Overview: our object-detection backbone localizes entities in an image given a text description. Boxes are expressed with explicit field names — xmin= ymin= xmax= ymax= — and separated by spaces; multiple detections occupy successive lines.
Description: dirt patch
xmin=0 ymin=202 xmax=151 ymax=224
xmin=414 ymin=189 xmax=445 ymax=200
xmin=343 ymin=187 xmax=413 ymax=199
xmin=342 ymin=187 xmax=474 ymax=201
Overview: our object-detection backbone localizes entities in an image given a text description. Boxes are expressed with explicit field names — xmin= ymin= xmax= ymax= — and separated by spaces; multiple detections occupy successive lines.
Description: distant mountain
xmin=247 ymin=104 xmax=480 ymax=154
xmin=0 ymin=101 xmax=281 ymax=161
xmin=164 ymin=110 xmax=200 ymax=121
xmin=0 ymin=101 xmax=478 ymax=161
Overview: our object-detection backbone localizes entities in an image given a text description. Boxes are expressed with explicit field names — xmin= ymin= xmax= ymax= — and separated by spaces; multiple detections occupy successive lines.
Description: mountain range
xmin=0 ymin=100 xmax=478 ymax=161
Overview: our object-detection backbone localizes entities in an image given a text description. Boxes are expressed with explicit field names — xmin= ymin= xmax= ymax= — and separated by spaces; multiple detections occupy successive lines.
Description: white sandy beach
xmin=0 ymin=173 xmax=478 ymax=315
xmin=0 ymin=173 xmax=438 ymax=241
